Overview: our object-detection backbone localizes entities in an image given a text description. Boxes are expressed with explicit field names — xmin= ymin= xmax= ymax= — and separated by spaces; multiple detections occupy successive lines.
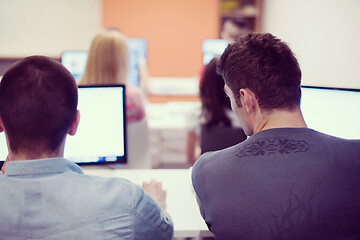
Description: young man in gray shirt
xmin=192 ymin=33 xmax=360 ymax=240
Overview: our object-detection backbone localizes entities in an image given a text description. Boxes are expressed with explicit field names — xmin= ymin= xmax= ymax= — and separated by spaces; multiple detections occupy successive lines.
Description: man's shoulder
xmin=193 ymin=128 xmax=360 ymax=172
xmin=60 ymin=172 xmax=143 ymax=207
xmin=248 ymin=128 xmax=360 ymax=148
xmin=192 ymin=142 xmax=244 ymax=175
xmin=297 ymin=128 xmax=360 ymax=151
xmin=70 ymin=172 xmax=141 ymax=194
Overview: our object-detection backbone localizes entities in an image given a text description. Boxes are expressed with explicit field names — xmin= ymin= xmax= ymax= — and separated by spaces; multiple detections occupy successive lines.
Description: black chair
xmin=200 ymin=124 xmax=247 ymax=154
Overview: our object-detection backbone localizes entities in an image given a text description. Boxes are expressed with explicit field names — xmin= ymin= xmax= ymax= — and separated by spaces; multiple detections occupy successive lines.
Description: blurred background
xmin=0 ymin=0 xmax=360 ymax=168
xmin=0 ymin=0 xmax=359 ymax=88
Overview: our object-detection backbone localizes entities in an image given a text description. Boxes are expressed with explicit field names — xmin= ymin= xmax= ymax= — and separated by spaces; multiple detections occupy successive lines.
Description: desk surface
xmin=82 ymin=168 xmax=212 ymax=238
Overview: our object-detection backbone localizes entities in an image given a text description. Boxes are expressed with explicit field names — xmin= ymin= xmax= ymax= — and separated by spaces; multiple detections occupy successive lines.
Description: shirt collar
xmin=4 ymin=158 xmax=84 ymax=177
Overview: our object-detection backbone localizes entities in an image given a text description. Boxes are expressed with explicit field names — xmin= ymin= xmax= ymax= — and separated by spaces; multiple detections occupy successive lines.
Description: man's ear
xmin=239 ymin=89 xmax=256 ymax=114
xmin=68 ymin=110 xmax=80 ymax=136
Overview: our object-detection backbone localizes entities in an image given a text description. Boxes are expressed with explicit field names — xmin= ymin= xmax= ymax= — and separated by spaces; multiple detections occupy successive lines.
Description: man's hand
xmin=142 ymin=179 xmax=167 ymax=211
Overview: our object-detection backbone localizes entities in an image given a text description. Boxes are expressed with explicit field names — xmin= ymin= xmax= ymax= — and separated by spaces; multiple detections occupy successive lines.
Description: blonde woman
xmin=78 ymin=30 xmax=146 ymax=123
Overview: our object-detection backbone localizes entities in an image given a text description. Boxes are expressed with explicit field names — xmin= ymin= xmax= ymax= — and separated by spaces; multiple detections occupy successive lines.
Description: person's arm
xmin=142 ymin=180 xmax=170 ymax=218
xmin=191 ymin=156 xmax=213 ymax=232
xmin=186 ymin=131 xmax=200 ymax=165
xmin=132 ymin=180 xmax=173 ymax=240
xmin=138 ymin=57 xmax=150 ymax=95
xmin=185 ymin=105 xmax=202 ymax=165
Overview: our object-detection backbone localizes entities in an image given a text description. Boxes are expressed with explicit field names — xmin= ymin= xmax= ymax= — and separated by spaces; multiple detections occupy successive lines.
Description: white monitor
xmin=202 ymin=39 xmax=228 ymax=65
xmin=61 ymin=51 xmax=88 ymax=81
xmin=127 ymin=38 xmax=148 ymax=86
xmin=0 ymin=85 xmax=127 ymax=165
xmin=301 ymin=86 xmax=360 ymax=139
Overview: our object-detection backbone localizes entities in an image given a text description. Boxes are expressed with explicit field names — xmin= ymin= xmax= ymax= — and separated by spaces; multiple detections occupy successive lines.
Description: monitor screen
xmin=61 ymin=51 xmax=88 ymax=81
xmin=301 ymin=86 xmax=360 ymax=139
xmin=60 ymin=38 xmax=148 ymax=86
xmin=127 ymin=38 xmax=148 ymax=86
xmin=0 ymin=85 xmax=127 ymax=165
xmin=202 ymin=39 xmax=228 ymax=65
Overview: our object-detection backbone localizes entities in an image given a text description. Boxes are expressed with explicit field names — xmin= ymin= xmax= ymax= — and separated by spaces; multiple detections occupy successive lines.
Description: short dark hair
xmin=200 ymin=58 xmax=232 ymax=130
xmin=0 ymin=56 xmax=78 ymax=154
xmin=217 ymin=33 xmax=302 ymax=111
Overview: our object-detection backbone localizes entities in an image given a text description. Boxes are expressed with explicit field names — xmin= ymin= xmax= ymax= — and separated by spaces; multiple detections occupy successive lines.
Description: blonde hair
xmin=79 ymin=30 xmax=128 ymax=85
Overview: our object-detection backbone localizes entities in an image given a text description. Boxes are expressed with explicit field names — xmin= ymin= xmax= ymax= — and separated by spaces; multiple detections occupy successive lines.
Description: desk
xmin=82 ymin=168 xmax=213 ymax=238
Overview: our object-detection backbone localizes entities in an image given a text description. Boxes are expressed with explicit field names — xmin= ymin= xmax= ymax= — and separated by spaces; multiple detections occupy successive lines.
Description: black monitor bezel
xmin=301 ymin=85 xmax=360 ymax=93
xmin=75 ymin=84 xmax=127 ymax=166
xmin=0 ymin=84 xmax=127 ymax=168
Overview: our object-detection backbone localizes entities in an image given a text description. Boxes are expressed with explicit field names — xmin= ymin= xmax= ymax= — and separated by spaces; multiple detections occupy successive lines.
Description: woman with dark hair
xmin=186 ymin=58 xmax=246 ymax=165
xmin=199 ymin=58 xmax=232 ymax=130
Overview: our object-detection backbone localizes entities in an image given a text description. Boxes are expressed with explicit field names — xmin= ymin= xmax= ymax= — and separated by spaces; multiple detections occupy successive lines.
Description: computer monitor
xmin=202 ymin=39 xmax=228 ymax=65
xmin=301 ymin=86 xmax=360 ymax=139
xmin=127 ymin=38 xmax=148 ymax=86
xmin=60 ymin=38 xmax=148 ymax=86
xmin=60 ymin=51 xmax=88 ymax=81
xmin=0 ymin=85 xmax=127 ymax=165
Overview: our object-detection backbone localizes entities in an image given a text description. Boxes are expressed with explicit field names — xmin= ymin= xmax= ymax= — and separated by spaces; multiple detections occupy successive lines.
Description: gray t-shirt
xmin=192 ymin=128 xmax=360 ymax=240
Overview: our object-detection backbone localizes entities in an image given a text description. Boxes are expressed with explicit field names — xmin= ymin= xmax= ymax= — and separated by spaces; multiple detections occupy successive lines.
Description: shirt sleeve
xmin=132 ymin=186 xmax=174 ymax=240
xmin=191 ymin=153 xmax=213 ymax=232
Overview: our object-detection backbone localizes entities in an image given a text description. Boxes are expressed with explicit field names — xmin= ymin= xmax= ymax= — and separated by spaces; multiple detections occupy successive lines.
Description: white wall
xmin=1 ymin=0 xmax=359 ymax=89
xmin=0 ymin=0 xmax=102 ymax=57
xmin=263 ymin=0 xmax=360 ymax=89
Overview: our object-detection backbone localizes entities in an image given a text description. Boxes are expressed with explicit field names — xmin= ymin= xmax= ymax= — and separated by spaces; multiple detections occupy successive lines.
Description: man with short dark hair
xmin=0 ymin=56 xmax=173 ymax=239
xmin=192 ymin=33 xmax=360 ymax=240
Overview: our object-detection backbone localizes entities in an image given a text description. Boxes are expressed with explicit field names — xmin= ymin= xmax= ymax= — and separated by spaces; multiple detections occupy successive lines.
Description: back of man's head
xmin=217 ymin=32 xmax=302 ymax=112
xmin=0 ymin=56 xmax=78 ymax=155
